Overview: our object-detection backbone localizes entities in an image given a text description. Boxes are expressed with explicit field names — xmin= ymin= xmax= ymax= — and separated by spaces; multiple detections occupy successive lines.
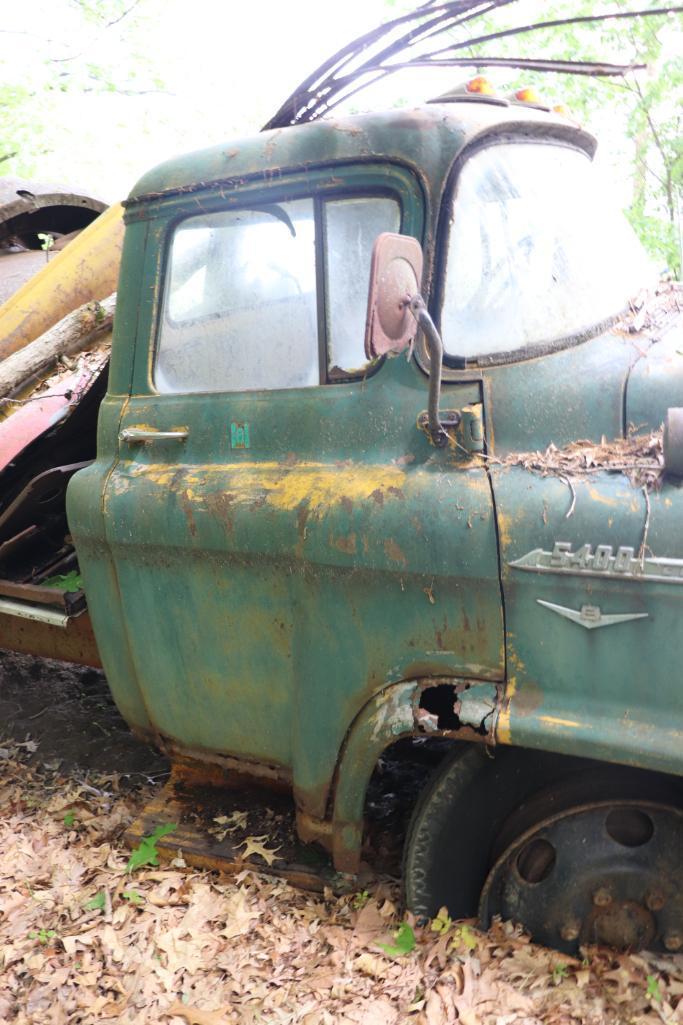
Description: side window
xmin=156 ymin=199 xmax=317 ymax=394
xmin=324 ymin=196 xmax=400 ymax=376
xmin=155 ymin=192 xmax=401 ymax=394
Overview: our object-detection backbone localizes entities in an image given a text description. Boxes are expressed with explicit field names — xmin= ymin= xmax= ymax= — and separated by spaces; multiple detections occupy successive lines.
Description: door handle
xmin=119 ymin=427 xmax=189 ymax=444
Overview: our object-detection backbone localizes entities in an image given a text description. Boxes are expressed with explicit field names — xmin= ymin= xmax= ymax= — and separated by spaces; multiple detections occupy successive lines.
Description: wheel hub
xmin=479 ymin=800 xmax=683 ymax=953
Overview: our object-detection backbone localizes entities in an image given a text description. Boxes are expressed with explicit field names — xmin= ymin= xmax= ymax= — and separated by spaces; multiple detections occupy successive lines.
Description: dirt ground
xmin=1 ymin=652 xmax=683 ymax=1024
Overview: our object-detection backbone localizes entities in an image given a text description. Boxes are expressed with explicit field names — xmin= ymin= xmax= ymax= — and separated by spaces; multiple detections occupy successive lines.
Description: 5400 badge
xmin=510 ymin=542 xmax=683 ymax=584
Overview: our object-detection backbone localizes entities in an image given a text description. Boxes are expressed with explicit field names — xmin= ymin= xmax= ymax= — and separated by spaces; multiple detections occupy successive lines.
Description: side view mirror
xmin=664 ymin=408 xmax=683 ymax=478
xmin=364 ymin=232 xmax=450 ymax=447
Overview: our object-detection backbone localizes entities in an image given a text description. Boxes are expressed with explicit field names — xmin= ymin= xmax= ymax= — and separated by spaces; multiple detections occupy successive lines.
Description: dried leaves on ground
xmin=2 ymin=741 xmax=683 ymax=1024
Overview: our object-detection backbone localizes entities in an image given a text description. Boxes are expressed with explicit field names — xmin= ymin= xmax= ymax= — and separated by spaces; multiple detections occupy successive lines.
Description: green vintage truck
xmin=1 ymin=79 xmax=682 ymax=954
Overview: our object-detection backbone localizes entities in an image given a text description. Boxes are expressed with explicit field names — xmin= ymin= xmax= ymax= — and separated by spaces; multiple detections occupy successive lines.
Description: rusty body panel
xmin=328 ymin=678 xmax=499 ymax=872
xmin=492 ymin=467 xmax=683 ymax=776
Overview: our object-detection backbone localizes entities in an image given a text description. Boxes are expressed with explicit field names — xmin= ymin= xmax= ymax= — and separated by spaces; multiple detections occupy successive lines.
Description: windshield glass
xmin=441 ymin=141 xmax=654 ymax=361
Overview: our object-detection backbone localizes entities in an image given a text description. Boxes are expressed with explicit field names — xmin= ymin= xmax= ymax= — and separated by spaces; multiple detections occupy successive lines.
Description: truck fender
xmin=316 ymin=677 xmax=501 ymax=875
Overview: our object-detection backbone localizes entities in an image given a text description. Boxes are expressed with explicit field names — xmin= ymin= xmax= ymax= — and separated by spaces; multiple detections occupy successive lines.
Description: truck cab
xmin=56 ymin=94 xmax=683 ymax=952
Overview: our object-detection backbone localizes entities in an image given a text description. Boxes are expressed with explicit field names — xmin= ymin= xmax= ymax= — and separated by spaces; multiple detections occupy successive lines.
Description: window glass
xmin=442 ymin=143 xmax=653 ymax=360
xmin=156 ymin=199 xmax=318 ymax=393
xmin=324 ymin=196 xmax=400 ymax=375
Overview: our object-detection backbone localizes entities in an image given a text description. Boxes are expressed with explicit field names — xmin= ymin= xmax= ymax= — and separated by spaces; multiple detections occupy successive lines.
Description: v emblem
xmin=536 ymin=600 xmax=648 ymax=630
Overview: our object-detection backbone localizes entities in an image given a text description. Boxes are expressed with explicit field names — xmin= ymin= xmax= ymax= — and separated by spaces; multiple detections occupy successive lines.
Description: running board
xmin=0 ymin=596 xmax=70 ymax=627
xmin=125 ymin=761 xmax=356 ymax=894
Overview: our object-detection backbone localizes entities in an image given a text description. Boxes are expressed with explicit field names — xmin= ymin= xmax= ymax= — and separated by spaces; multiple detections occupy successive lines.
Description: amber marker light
xmin=514 ymin=86 xmax=542 ymax=104
xmin=466 ymin=76 xmax=495 ymax=95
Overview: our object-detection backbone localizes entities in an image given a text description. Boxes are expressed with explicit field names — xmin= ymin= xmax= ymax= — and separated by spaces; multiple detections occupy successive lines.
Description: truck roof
xmin=127 ymin=99 xmax=596 ymax=209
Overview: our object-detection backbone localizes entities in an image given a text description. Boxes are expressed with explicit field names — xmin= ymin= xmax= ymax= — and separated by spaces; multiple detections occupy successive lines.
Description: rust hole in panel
xmin=418 ymin=684 xmax=460 ymax=730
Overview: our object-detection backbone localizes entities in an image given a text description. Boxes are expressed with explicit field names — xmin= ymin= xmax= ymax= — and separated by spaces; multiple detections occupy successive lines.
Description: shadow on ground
xmin=0 ymin=649 xmax=169 ymax=785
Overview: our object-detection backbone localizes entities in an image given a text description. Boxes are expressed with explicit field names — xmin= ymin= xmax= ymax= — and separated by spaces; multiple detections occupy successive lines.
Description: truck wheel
xmin=404 ymin=745 xmax=683 ymax=953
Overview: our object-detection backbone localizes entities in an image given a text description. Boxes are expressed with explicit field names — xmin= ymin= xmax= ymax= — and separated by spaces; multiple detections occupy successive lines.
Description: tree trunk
xmin=0 ymin=293 xmax=116 ymax=401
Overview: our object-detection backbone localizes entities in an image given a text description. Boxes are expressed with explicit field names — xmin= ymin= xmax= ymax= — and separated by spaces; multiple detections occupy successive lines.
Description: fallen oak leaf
xmin=355 ymin=951 xmax=390 ymax=978
xmin=234 ymin=834 xmax=283 ymax=866
xmin=210 ymin=810 xmax=248 ymax=842
xmin=215 ymin=810 xmax=248 ymax=830
xmin=164 ymin=1002 xmax=233 ymax=1025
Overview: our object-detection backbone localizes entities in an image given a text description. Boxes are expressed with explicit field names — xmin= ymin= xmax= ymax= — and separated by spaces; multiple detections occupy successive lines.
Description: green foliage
xmin=63 ymin=811 xmax=76 ymax=827
xmin=429 ymin=906 xmax=453 ymax=935
xmin=84 ymin=891 xmax=106 ymax=911
xmin=551 ymin=962 xmax=569 ymax=984
xmin=378 ymin=921 xmax=417 ymax=957
xmin=122 ymin=889 xmax=144 ymax=904
xmin=126 ymin=823 xmax=177 ymax=873
xmin=0 ymin=0 xmax=165 ymax=178
xmin=43 ymin=571 xmax=84 ymax=593
xmin=352 ymin=890 xmax=371 ymax=910
xmin=29 ymin=928 xmax=57 ymax=945
xmin=450 ymin=924 xmax=478 ymax=953
xmin=647 ymin=974 xmax=663 ymax=1003
xmin=37 ymin=233 xmax=54 ymax=260
xmin=439 ymin=0 xmax=682 ymax=276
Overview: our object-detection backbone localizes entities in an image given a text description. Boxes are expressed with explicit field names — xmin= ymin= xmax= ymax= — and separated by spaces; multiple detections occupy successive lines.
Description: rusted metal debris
xmin=0 ymin=177 xmax=106 ymax=250
xmin=0 ymin=177 xmax=108 ymax=304
xmin=263 ymin=1 xmax=682 ymax=130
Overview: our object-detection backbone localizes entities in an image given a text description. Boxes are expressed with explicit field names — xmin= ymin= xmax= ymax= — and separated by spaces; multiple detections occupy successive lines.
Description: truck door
xmin=85 ymin=165 xmax=503 ymax=804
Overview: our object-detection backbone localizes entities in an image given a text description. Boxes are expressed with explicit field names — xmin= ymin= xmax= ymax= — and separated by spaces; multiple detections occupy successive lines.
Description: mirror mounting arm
xmin=408 ymin=295 xmax=449 ymax=448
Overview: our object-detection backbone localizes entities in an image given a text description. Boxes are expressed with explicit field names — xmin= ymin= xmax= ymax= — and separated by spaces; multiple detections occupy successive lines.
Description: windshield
xmin=441 ymin=141 xmax=654 ymax=362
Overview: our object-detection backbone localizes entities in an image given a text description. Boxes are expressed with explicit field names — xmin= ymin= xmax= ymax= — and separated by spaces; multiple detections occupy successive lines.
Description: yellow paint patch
xmin=538 ymin=715 xmax=582 ymax=729
xmin=126 ymin=461 xmax=407 ymax=515
xmin=495 ymin=675 xmax=516 ymax=745
xmin=586 ymin=486 xmax=620 ymax=509
xmin=266 ymin=464 xmax=406 ymax=512
xmin=497 ymin=512 xmax=513 ymax=550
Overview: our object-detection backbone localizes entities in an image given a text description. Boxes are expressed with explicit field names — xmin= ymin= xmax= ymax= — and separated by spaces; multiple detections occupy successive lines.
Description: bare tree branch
xmin=264 ymin=2 xmax=683 ymax=130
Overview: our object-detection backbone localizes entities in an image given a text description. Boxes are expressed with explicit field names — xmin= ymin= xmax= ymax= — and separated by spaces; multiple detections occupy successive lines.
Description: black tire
xmin=403 ymin=742 xmax=683 ymax=924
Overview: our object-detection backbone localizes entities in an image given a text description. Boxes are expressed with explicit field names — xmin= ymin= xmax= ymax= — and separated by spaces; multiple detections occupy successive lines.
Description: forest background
xmin=0 ymin=0 xmax=681 ymax=276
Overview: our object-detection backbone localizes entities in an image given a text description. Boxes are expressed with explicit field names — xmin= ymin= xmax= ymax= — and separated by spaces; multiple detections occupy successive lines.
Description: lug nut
xmin=593 ymin=888 xmax=612 ymax=908
xmin=646 ymin=890 xmax=665 ymax=912
xmin=560 ymin=920 xmax=581 ymax=942
xmin=664 ymin=931 xmax=683 ymax=952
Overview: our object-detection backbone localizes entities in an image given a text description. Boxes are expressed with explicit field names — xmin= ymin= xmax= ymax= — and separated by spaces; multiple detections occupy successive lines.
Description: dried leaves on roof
xmin=2 ymin=740 xmax=683 ymax=1023
xmin=612 ymin=281 xmax=683 ymax=338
